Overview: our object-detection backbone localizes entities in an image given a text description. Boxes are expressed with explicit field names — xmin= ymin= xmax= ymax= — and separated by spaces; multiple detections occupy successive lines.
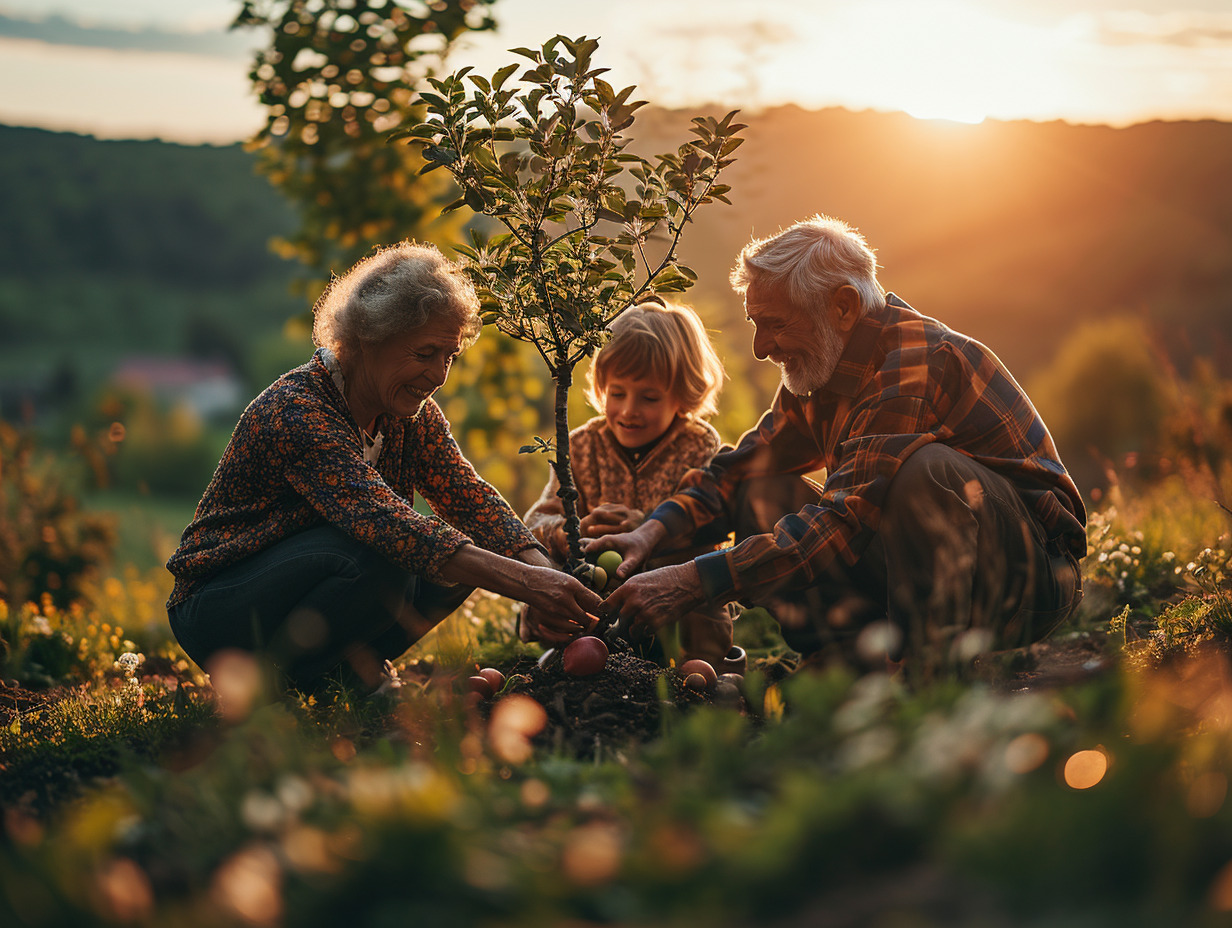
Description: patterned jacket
xmin=166 ymin=349 xmax=539 ymax=608
xmin=649 ymin=294 xmax=1088 ymax=605
xmin=524 ymin=414 xmax=722 ymax=560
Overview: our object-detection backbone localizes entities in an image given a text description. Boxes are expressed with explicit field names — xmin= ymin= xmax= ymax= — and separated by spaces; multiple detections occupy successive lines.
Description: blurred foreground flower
xmin=489 ymin=694 xmax=547 ymax=764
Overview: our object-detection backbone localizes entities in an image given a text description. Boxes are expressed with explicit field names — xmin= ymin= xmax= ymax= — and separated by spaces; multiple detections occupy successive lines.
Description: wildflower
xmin=31 ymin=615 xmax=52 ymax=636
xmin=115 ymin=652 xmax=145 ymax=678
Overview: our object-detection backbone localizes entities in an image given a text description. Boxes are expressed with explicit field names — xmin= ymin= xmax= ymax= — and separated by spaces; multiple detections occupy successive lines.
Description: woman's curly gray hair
xmin=312 ymin=241 xmax=482 ymax=363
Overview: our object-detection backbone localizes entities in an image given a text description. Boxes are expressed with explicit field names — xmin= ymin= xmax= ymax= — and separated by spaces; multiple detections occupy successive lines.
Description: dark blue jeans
xmin=168 ymin=525 xmax=472 ymax=690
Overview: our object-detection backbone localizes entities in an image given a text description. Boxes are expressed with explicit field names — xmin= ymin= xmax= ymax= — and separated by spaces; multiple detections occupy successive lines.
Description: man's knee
xmin=882 ymin=444 xmax=986 ymax=537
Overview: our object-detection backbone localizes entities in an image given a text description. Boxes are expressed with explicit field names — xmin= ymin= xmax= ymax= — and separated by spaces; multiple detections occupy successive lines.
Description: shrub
xmin=0 ymin=421 xmax=114 ymax=608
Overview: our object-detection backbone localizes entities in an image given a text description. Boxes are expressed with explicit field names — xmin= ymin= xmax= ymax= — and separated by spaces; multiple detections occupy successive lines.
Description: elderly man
xmin=591 ymin=215 xmax=1086 ymax=664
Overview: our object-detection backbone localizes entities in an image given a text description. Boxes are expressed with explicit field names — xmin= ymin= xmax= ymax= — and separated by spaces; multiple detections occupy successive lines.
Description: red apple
xmin=684 ymin=672 xmax=710 ymax=692
xmin=678 ymin=659 xmax=717 ymax=686
xmin=478 ymin=667 xmax=506 ymax=692
xmin=562 ymin=636 xmax=609 ymax=676
xmin=713 ymin=678 xmax=743 ymax=706
xmin=467 ymin=675 xmax=494 ymax=698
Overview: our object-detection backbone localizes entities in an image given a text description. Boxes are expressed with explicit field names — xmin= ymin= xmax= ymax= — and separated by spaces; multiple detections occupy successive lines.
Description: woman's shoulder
xmin=252 ymin=354 xmax=321 ymax=401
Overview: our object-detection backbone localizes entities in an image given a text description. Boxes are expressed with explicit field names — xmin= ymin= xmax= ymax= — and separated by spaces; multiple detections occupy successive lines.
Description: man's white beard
xmin=779 ymin=321 xmax=844 ymax=395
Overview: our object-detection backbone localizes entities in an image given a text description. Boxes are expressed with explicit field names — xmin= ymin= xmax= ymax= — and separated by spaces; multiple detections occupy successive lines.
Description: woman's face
xmin=355 ymin=316 xmax=465 ymax=424
xmin=602 ymin=372 xmax=682 ymax=449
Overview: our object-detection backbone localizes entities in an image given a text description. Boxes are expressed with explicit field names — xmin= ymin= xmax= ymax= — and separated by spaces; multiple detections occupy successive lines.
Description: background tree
xmin=232 ymin=0 xmax=498 ymax=289
xmin=233 ymin=1 xmax=563 ymax=513
xmin=398 ymin=35 xmax=744 ymax=571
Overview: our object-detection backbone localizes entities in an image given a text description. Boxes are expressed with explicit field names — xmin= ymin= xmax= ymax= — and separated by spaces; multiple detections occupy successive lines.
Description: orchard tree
xmin=396 ymin=35 xmax=744 ymax=572
xmin=232 ymin=0 xmax=498 ymax=284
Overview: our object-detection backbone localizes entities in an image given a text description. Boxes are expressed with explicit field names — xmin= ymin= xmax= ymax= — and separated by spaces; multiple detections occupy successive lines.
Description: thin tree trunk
xmin=551 ymin=359 xmax=582 ymax=568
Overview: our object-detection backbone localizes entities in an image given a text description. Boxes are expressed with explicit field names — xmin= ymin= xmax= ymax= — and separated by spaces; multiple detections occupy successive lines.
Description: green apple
xmin=596 ymin=549 xmax=623 ymax=579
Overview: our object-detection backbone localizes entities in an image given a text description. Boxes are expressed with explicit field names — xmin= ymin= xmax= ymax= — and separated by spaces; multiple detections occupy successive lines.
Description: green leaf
xmin=492 ymin=63 xmax=520 ymax=89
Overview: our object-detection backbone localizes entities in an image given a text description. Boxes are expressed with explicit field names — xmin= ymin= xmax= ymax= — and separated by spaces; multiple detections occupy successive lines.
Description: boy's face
xmin=602 ymin=372 xmax=682 ymax=450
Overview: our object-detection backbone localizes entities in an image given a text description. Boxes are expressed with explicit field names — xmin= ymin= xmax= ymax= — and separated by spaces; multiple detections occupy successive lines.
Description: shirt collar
xmin=318 ymin=347 xmax=384 ymax=464
xmin=814 ymin=296 xmax=897 ymax=399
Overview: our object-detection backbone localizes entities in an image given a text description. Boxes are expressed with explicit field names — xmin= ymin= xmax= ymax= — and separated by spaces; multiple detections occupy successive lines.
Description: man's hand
xmin=582 ymin=518 xmax=668 ymax=582
xmin=579 ymin=503 xmax=644 ymax=538
xmin=599 ymin=561 xmax=707 ymax=634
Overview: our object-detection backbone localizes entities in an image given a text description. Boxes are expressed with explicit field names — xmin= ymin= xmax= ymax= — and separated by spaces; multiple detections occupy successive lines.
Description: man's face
xmin=745 ymin=281 xmax=844 ymax=395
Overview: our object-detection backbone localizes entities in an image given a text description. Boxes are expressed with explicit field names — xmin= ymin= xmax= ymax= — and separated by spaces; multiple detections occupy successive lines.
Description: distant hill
xmin=0 ymin=124 xmax=305 ymax=402
xmin=3 ymin=109 xmax=1230 ymax=412
xmin=631 ymin=106 xmax=1232 ymax=380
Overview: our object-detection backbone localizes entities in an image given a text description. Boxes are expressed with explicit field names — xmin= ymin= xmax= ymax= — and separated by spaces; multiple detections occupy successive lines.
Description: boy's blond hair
xmin=586 ymin=300 xmax=725 ymax=418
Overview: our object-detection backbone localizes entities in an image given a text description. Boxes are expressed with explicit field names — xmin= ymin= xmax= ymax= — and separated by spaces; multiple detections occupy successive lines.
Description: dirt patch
xmin=493 ymin=648 xmax=716 ymax=755
xmin=976 ymin=630 xmax=1114 ymax=691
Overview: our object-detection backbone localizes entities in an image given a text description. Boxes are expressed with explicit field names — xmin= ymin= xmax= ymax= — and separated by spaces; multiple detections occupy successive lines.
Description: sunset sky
xmin=2 ymin=0 xmax=1231 ymax=143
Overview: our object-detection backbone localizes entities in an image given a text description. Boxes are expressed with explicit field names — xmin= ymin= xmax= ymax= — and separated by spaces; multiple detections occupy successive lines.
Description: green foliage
xmin=233 ymin=0 xmax=498 ymax=285
xmin=0 ymin=423 xmax=114 ymax=608
xmin=399 ymin=35 xmax=744 ymax=561
xmin=1029 ymin=315 xmax=1173 ymax=494
xmin=85 ymin=388 xmax=231 ymax=498
xmin=0 ymin=125 xmax=296 ymax=288
xmin=9 ymin=512 xmax=1232 ymax=925
xmin=402 ymin=35 xmax=743 ymax=360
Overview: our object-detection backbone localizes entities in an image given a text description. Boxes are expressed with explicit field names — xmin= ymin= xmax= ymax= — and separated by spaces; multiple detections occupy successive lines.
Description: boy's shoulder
xmin=571 ymin=416 xmax=609 ymax=439
xmin=673 ymin=416 xmax=722 ymax=450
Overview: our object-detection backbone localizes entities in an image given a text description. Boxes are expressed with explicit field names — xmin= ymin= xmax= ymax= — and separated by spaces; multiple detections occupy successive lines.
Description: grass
xmin=5 ymin=481 xmax=1232 ymax=926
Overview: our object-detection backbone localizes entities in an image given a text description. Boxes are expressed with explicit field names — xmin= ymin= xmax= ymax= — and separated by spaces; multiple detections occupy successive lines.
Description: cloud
xmin=1085 ymin=11 xmax=1232 ymax=48
xmin=0 ymin=12 xmax=256 ymax=59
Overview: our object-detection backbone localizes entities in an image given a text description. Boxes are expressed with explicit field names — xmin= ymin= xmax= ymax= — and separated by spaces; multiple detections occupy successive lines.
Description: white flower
xmin=115 ymin=652 xmax=145 ymax=677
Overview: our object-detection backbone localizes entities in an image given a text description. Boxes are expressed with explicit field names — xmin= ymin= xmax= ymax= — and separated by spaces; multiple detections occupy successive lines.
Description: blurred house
xmin=110 ymin=357 xmax=244 ymax=421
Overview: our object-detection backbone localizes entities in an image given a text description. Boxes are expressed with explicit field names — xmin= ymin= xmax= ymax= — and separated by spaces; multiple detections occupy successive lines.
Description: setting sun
xmin=802 ymin=0 xmax=1068 ymax=124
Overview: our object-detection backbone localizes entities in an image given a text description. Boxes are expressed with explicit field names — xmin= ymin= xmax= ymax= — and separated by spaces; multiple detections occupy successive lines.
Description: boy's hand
xmin=580 ymin=503 xmax=644 ymax=538
xmin=582 ymin=518 xmax=667 ymax=581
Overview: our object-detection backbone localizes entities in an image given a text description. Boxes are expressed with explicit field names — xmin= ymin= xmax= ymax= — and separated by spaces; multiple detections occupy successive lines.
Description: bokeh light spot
xmin=1063 ymin=748 xmax=1108 ymax=789
xmin=1004 ymin=732 xmax=1049 ymax=775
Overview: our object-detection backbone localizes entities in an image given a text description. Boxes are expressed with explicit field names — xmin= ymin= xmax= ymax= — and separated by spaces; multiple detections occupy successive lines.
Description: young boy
xmin=524 ymin=300 xmax=735 ymax=665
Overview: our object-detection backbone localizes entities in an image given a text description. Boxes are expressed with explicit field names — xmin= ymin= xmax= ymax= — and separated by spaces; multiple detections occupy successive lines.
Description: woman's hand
xmin=518 ymin=564 xmax=602 ymax=641
xmin=579 ymin=503 xmax=644 ymax=538
xmin=440 ymin=544 xmax=601 ymax=641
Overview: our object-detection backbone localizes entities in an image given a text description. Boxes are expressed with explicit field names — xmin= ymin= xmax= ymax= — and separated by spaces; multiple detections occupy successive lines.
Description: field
xmin=4 ymin=107 xmax=1232 ymax=926
xmin=5 ymin=465 xmax=1232 ymax=927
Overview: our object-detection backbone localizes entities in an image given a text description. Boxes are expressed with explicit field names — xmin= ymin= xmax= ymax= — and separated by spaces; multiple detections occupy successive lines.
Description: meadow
xmin=4 ymin=107 xmax=1232 ymax=926
xmin=6 ymin=412 xmax=1232 ymax=927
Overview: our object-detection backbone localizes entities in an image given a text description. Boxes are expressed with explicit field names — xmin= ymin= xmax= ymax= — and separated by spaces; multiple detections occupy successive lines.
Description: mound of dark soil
xmin=502 ymin=648 xmax=714 ymax=756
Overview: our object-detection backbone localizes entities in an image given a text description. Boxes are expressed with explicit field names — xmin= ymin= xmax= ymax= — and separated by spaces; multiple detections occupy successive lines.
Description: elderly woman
xmin=166 ymin=241 xmax=601 ymax=690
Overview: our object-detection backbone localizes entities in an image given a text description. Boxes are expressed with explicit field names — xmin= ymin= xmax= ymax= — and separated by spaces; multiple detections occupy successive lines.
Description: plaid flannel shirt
xmin=648 ymin=294 xmax=1087 ymax=604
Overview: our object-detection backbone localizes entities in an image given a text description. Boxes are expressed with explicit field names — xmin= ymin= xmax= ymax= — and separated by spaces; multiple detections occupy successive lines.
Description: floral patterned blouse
xmin=166 ymin=349 xmax=539 ymax=608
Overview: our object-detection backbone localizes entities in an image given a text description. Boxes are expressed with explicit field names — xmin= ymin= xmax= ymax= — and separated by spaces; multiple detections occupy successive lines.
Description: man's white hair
xmin=730 ymin=214 xmax=886 ymax=316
